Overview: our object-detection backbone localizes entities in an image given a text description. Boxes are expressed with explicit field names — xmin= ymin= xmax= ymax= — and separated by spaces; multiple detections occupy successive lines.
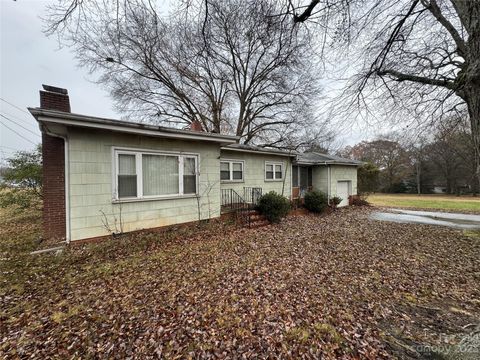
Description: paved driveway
xmin=370 ymin=209 xmax=480 ymax=229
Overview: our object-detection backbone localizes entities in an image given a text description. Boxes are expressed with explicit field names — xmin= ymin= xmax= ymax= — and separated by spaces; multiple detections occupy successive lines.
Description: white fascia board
xmin=31 ymin=111 xmax=238 ymax=144
xmin=221 ymin=146 xmax=296 ymax=158
xmin=37 ymin=117 xmax=237 ymax=143
xmin=294 ymin=160 xmax=360 ymax=166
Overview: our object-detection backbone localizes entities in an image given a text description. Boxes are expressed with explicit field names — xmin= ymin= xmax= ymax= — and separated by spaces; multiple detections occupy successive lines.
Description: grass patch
xmin=368 ymin=193 xmax=480 ymax=212
xmin=463 ymin=229 xmax=480 ymax=239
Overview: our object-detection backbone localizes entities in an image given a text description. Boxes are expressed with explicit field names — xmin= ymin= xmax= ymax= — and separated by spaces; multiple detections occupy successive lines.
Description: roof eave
xmin=221 ymin=146 xmax=297 ymax=157
xmin=29 ymin=108 xmax=239 ymax=144
xmin=294 ymin=160 xmax=362 ymax=166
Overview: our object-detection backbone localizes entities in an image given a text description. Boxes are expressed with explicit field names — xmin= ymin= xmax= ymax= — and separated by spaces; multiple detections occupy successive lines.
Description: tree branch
xmin=377 ymin=69 xmax=457 ymax=90
xmin=422 ymin=0 xmax=467 ymax=57
xmin=293 ymin=0 xmax=320 ymax=23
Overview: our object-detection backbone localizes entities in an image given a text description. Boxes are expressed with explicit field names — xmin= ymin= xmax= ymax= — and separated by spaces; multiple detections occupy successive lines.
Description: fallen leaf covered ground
xmin=1 ymin=206 xmax=479 ymax=358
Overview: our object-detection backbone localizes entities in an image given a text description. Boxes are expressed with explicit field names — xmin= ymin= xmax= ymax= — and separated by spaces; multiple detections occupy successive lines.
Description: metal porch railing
xmin=243 ymin=187 xmax=263 ymax=205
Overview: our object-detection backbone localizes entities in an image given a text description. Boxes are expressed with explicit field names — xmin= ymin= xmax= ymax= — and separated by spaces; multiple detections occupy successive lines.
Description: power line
xmin=0 ymin=147 xmax=17 ymax=154
xmin=0 ymin=114 xmax=40 ymax=138
xmin=1 ymin=109 xmax=37 ymax=127
xmin=0 ymin=120 xmax=37 ymax=145
xmin=0 ymin=97 xmax=30 ymax=115
xmin=0 ymin=145 xmax=22 ymax=152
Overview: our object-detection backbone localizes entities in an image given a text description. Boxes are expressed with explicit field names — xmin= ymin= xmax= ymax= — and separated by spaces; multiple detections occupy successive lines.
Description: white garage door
xmin=336 ymin=181 xmax=350 ymax=207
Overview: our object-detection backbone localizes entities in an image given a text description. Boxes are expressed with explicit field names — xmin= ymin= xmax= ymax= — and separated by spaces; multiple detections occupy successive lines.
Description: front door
xmin=337 ymin=181 xmax=350 ymax=207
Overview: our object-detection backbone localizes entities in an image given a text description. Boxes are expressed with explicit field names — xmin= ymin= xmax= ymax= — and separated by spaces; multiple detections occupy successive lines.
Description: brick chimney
xmin=40 ymin=84 xmax=71 ymax=112
xmin=39 ymin=85 xmax=70 ymax=241
xmin=189 ymin=120 xmax=203 ymax=132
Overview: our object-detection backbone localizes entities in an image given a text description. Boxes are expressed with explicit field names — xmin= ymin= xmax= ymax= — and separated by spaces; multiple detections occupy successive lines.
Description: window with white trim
xmin=265 ymin=162 xmax=283 ymax=180
xmin=220 ymin=160 xmax=244 ymax=182
xmin=114 ymin=149 xmax=198 ymax=200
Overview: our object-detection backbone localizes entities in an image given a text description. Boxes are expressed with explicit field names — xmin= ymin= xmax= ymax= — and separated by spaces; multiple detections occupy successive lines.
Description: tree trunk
xmin=416 ymin=161 xmax=421 ymax=194
xmin=459 ymin=0 xmax=480 ymax=195
xmin=463 ymin=88 xmax=480 ymax=195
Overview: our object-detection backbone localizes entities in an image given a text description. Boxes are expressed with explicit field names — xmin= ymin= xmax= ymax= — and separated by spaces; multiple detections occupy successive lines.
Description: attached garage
xmin=293 ymin=152 xmax=362 ymax=205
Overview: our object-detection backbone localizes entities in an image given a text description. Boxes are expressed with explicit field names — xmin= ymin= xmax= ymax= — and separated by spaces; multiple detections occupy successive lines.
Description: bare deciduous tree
xmin=424 ymin=117 xmax=476 ymax=194
xmin=344 ymin=138 xmax=412 ymax=192
xmin=287 ymin=0 xmax=480 ymax=186
xmin=44 ymin=0 xmax=326 ymax=147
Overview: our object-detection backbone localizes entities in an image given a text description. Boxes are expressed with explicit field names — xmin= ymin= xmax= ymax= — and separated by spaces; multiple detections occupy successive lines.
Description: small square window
xmin=220 ymin=160 xmax=243 ymax=181
xmin=265 ymin=162 xmax=283 ymax=180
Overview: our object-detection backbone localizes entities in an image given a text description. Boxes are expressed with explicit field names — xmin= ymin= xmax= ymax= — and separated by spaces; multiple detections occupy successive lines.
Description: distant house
xmin=29 ymin=85 xmax=360 ymax=242
xmin=432 ymin=185 xmax=448 ymax=194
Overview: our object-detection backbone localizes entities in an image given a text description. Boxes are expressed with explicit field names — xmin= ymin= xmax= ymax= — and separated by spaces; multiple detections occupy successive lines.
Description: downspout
xmin=43 ymin=125 xmax=71 ymax=244
xmin=326 ymin=162 xmax=331 ymax=205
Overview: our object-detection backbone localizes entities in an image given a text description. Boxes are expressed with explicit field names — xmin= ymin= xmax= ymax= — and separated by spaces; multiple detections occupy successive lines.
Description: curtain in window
xmin=232 ymin=162 xmax=242 ymax=180
xmin=142 ymin=155 xmax=179 ymax=196
xmin=220 ymin=162 xmax=230 ymax=180
xmin=118 ymin=154 xmax=137 ymax=198
xmin=183 ymin=157 xmax=196 ymax=194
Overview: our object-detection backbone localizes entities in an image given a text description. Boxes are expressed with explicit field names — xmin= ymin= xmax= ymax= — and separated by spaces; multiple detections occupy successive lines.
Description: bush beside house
xmin=304 ymin=190 xmax=328 ymax=213
xmin=257 ymin=192 xmax=290 ymax=223
xmin=330 ymin=196 xmax=342 ymax=210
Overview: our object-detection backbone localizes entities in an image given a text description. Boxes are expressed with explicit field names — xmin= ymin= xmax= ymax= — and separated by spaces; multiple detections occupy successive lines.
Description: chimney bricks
xmin=40 ymin=84 xmax=71 ymax=113
xmin=39 ymin=85 xmax=68 ymax=240
xmin=190 ymin=120 xmax=203 ymax=132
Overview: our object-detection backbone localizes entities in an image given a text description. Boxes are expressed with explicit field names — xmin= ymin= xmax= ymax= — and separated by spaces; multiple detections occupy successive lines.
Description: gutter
xmin=294 ymin=160 xmax=360 ymax=166
xmin=29 ymin=108 xmax=238 ymax=144
xmin=221 ymin=146 xmax=297 ymax=157
xmin=43 ymin=125 xmax=71 ymax=244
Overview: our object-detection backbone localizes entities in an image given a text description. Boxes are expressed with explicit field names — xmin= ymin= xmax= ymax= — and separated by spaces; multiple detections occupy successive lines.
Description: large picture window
xmin=220 ymin=160 xmax=244 ymax=182
xmin=265 ymin=162 xmax=283 ymax=181
xmin=114 ymin=148 xmax=198 ymax=200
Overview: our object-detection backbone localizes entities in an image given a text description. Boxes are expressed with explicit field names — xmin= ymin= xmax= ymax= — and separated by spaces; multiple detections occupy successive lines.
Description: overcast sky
xmin=0 ymin=0 xmax=120 ymax=164
xmin=0 ymin=0 xmax=373 ymax=165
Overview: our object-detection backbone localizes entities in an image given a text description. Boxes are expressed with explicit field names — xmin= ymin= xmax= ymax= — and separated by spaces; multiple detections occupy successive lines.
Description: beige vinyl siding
xmin=329 ymin=165 xmax=358 ymax=196
xmin=311 ymin=166 xmax=329 ymax=194
xmin=311 ymin=164 xmax=358 ymax=198
xmin=68 ymin=127 xmax=221 ymax=241
xmin=219 ymin=150 xmax=292 ymax=198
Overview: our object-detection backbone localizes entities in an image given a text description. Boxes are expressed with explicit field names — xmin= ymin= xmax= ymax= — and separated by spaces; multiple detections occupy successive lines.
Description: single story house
xmin=294 ymin=152 xmax=361 ymax=207
xmin=30 ymin=85 xmax=360 ymax=242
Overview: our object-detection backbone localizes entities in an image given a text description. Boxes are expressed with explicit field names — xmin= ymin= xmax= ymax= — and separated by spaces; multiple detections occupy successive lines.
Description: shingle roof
xmin=295 ymin=152 xmax=362 ymax=166
xmin=28 ymin=108 xmax=238 ymax=144
xmin=222 ymin=143 xmax=298 ymax=157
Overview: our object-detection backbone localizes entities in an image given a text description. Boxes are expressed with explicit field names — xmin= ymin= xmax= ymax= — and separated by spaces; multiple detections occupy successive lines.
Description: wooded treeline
xmin=341 ymin=118 xmax=477 ymax=195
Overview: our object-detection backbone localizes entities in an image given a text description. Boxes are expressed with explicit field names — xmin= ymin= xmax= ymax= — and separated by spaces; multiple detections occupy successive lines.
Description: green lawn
xmin=367 ymin=193 xmax=480 ymax=212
